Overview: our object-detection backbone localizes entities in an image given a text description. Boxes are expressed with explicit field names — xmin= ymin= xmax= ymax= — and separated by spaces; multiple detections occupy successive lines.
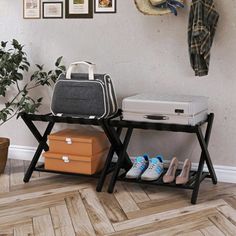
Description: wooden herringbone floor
xmin=0 ymin=159 xmax=236 ymax=235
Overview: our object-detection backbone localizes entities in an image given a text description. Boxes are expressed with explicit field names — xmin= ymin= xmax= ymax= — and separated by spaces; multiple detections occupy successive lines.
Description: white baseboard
xmin=9 ymin=145 xmax=44 ymax=162
xmin=8 ymin=145 xmax=236 ymax=184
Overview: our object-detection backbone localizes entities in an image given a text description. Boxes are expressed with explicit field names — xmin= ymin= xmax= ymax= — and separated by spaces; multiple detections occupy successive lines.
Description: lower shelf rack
xmin=34 ymin=162 xmax=116 ymax=179
xmin=117 ymin=168 xmax=211 ymax=190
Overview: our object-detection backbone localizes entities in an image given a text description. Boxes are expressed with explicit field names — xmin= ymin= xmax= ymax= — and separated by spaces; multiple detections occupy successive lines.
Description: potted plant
xmin=0 ymin=137 xmax=10 ymax=173
xmin=0 ymin=39 xmax=66 ymax=173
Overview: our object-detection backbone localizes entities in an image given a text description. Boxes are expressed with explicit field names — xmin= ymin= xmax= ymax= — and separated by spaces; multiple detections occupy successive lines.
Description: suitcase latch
xmin=62 ymin=156 xmax=70 ymax=163
xmin=65 ymin=138 xmax=72 ymax=144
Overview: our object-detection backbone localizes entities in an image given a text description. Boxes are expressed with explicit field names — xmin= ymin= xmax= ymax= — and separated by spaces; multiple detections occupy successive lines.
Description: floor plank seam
xmin=1 ymin=159 xmax=236 ymax=235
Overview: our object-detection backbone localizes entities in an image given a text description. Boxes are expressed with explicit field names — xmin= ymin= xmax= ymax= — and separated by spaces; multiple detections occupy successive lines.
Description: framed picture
xmin=43 ymin=2 xmax=63 ymax=19
xmin=94 ymin=0 xmax=116 ymax=13
xmin=65 ymin=0 xmax=93 ymax=18
xmin=23 ymin=0 xmax=41 ymax=19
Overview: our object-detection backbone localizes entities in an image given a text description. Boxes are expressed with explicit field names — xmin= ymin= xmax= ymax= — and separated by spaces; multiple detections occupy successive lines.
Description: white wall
xmin=0 ymin=0 xmax=235 ymax=167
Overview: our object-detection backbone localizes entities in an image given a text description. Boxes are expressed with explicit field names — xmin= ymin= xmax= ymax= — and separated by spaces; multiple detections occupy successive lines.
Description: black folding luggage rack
xmin=21 ymin=111 xmax=217 ymax=204
xmin=104 ymin=112 xmax=217 ymax=204
xmin=20 ymin=112 xmax=132 ymax=192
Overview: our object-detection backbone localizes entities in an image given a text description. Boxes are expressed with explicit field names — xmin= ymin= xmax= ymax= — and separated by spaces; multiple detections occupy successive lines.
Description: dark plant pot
xmin=0 ymin=138 xmax=10 ymax=174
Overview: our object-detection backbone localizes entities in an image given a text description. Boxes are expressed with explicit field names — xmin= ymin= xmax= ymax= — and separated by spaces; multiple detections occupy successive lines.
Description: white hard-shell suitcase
xmin=122 ymin=94 xmax=208 ymax=126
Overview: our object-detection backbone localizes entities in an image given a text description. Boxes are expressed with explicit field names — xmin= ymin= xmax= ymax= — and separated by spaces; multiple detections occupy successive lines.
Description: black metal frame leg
xmin=103 ymin=122 xmax=133 ymax=171
xmin=196 ymin=129 xmax=217 ymax=184
xmin=21 ymin=113 xmax=50 ymax=151
xmin=191 ymin=113 xmax=217 ymax=204
xmin=108 ymin=127 xmax=133 ymax=193
xmin=23 ymin=119 xmax=55 ymax=183
xmin=96 ymin=126 xmax=123 ymax=192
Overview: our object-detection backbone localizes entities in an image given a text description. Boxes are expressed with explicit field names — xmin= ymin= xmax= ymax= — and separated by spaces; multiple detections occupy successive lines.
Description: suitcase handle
xmin=66 ymin=61 xmax=95 ymax=81
xmin=144 ymin=115 xmax=170 ymax=121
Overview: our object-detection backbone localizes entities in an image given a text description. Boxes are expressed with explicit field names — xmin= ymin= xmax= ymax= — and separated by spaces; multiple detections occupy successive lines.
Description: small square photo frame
xmin=43 ymin=2 xmax=63 ymax=19
xmin=94 ymin=0 xmax=116 ymax=13
xmin=23 ymin=0 xmax=41 ymax=19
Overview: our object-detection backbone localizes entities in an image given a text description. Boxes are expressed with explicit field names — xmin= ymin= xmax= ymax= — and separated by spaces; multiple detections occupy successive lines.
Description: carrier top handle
xmin=66 ymin=61 xmax=95 ymax=81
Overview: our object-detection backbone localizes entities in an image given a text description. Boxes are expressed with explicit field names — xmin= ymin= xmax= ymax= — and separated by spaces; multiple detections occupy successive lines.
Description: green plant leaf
xmin=37 ymin=97 xmax=43 ymax=103
xmin=15 ymin=73 xmax=23 ymax=80
xmin=24 ymin=61 xmax=30 ymax=66
xmin=1 ymin=41 xmax=7 ymax=48
xmin=35 ymin=64 xmax=43 ymax=70
xmin=0 ymin=112 xmax=7 ymax=122
xmin=0 ymin=39 xmax=66 ymax=126
xmin=55 ymin=69 xmax=62 ymax=76
xmin=55 ymin=56 xmax=63 ymax=67
xmin=58 ymin=65 xmax=66 ymax=71
xmin=12 ymin=39 xmax=21 ymax=50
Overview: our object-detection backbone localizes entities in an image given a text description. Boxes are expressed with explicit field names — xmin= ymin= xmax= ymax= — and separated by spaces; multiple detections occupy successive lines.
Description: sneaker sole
xmin=125 ymin=175 xmax=141 ymax=179
xmin=141 ymin=171 xmax=164 ymax=181
xmin=141 ymin=176 xmax=161 ymax=181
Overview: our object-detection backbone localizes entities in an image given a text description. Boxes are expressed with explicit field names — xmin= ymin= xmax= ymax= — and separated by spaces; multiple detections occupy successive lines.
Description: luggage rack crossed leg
xmin=96 ymin=121 xmax=133 ymax=192
xmin=106 ymin=113 xmax=217 ymax=204
xmin=21 ymin=113 xmax=55 ymax=183
xmin=191 ymin=113 xmax=217 ymax=203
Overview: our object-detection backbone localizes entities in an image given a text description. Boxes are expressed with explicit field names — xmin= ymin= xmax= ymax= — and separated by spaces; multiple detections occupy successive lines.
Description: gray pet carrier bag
xmin=51 ymin=61 xmax=118 ymax=119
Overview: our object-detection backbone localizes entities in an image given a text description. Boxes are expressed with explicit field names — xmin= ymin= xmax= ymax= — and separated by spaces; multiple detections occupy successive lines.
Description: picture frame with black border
xmin=94 ymin=0 xmax=116 ymax=13
xmin=65 ymin=0 xmax=93 ymax=19
xmin=23 ymin=0 xmax=41 ymax=19
xmin=43 ymin=2 xmax=63 ymax=19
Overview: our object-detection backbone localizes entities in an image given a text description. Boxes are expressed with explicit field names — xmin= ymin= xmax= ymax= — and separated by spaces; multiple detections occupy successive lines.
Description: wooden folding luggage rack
xmin=21 ymin=111 xmax=217 ymax=204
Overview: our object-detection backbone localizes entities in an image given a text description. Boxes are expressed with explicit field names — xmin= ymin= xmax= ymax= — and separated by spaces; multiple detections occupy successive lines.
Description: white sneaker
xmin=141 ymin=155 xmax=164 ymax=181
xmin=125 ymin=154 xmax=149 ymax=179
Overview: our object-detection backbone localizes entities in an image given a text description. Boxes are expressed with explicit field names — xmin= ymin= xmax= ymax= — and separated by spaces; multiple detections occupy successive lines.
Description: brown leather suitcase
xmin=48 ymin=129 xmax=109 ymax=156
xmin=43 ymin=150 xmax=108 ymax=175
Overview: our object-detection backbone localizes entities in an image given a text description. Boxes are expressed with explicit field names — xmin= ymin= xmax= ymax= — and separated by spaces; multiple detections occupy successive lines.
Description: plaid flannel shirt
xmin=188 ymin=0 xmax=219 ymax=76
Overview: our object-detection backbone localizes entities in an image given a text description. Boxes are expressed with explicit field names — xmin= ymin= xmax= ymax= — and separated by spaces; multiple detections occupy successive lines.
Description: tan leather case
xmin=43 ymin=150 xmax=108 ymax=175
xmin=48 ymin=129 xmax=109 ymax=156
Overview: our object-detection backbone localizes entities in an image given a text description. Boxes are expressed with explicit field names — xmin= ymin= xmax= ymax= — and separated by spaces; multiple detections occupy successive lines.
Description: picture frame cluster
xmin=23 ymin=0 xmax=117 ymax=19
